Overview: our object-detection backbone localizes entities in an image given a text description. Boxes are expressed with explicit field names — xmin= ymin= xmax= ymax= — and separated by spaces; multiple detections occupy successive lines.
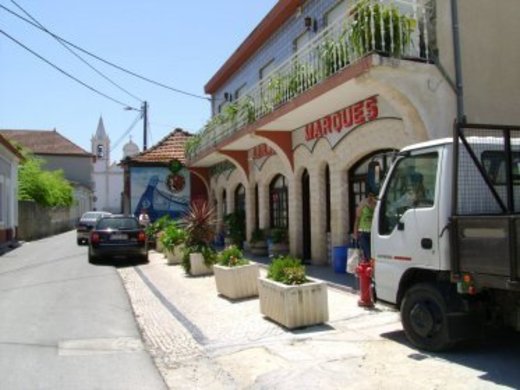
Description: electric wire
xmin=10 ymin=0 xmax=143 ymax=103
xmin=1 ymin=3 xmax=212 ymax=102
xmin=111 ymin=113 xmax=141 ymax=153
xmin=0 ymin=28 xmax=136 ymax=109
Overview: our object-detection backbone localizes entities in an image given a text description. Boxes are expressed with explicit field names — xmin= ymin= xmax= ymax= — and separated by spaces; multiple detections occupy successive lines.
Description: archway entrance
xmin=301 ymin=169 xmax=311 ymax=262
xmin=348 ymin=150 xmax=395 ymax=232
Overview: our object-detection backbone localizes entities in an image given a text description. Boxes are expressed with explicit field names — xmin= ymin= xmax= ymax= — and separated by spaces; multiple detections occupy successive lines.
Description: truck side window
xmin=379 ymin=153 xmax=438 ymax=235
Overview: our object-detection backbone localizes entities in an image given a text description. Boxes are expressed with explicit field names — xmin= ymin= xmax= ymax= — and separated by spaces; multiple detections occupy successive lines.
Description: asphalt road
xmin=0 ymin=231 xmax=165 ymax=390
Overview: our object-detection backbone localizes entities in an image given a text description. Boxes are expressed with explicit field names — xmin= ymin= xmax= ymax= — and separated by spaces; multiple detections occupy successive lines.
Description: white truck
xmin=370 ymin=122 xmax=520 ymax=351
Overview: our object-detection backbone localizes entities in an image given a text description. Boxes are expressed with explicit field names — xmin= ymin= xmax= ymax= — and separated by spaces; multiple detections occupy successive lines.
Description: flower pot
xmin=165 ymin=245 xmax=184 ymax=265
xmin=250 ymin=240 xmax=268 ymax=256
xmin=214 ymin=263 xmax=259 ymax=300
xmin=189 ymin=252 xmax=213 ymax=276
xmin=257 ymin=277 xmax=329 ymax=329
xmin=270 ymin=242 xmax=289 ymax=257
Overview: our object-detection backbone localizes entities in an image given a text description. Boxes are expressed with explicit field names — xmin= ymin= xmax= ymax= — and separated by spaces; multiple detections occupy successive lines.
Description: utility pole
xmin=142 ymin=101 xmax=148 ymax=151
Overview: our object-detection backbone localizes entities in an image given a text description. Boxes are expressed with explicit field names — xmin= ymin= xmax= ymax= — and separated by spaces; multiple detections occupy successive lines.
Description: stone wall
xmin=18 ymin=201 xmax=78 ymax=241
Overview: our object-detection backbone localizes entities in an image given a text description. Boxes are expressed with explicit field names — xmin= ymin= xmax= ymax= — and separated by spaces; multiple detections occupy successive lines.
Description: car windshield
xmin=97 ymin=218 xmax=139 ymax=230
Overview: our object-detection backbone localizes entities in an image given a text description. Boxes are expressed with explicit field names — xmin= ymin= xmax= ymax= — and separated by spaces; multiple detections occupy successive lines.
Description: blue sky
xmin=0 ymin=1 xmax=277 ymax=162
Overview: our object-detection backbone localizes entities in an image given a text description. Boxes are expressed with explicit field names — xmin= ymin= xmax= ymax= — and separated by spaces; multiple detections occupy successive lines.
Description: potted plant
xmin=160 ymin=221 xmax=186 ymax=265
xmin=147 ymin=214 xmax=173 ymax=253
xmin=213 ymin=245 xmax=259 ymax=300
xmin=258 ymin=255 xmax=329 ymax=329
xmin=270 ymin=228 xmax=289 ymax=257
xmin=181 ymin=201 xmax=217 ymax=276
xmin=249 ymin=228 xmax=268 ymax=256
xmin=224 ymin=209 xmax=246 ymax=249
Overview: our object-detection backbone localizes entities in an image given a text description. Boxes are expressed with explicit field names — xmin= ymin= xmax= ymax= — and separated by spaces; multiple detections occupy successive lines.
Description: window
xmin=481 ymin=151 xmax=520 ymax=185
xmin=325 ymin=0 xmax=349 ymax=26
xmin=234 ymin=83 xmax=247 ymax=100
xmin=234 ymin=184 xmax=246 ymax=213
xmin=269 ymin=174 xmax=288 ymax=228
xmin=222 ymin=190 xmax=227 ymax=217
xmin=97 ymin=144 xmax=104 ymax=158
xmin=260 ymin=59 xmax=276 ymax=82
xmin=293 ymin=31 xmax=310 ymax=52
xmin=379 ymin=153 xmax=438 ymax=235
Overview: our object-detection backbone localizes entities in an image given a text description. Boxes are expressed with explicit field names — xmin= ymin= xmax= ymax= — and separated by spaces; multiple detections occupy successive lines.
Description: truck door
xmin=373 ymin=150 xmax=441 ymax=303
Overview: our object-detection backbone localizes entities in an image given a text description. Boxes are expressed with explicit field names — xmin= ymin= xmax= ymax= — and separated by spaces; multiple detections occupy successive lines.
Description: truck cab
xmin=371 ymin=124 xmax=520 ymax=351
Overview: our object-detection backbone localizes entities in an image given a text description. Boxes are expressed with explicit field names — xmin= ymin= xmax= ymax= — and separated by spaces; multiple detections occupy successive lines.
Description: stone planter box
xmin=270 ymin=242 xmax=289 ymax=257
xmin=250 ymin=241 xmax=268 ymax=256
xmin=189 ymin=253 xmax=213 ymax=276
xmin=214 ymin=263 xmax=259 ymax=300
xmin=165 ymin=245 xmax=184 ymax=265
xmin=258 ymin=277 xmax=329 ymax=329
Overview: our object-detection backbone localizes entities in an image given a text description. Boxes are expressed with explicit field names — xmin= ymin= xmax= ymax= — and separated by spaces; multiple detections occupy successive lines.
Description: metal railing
xmin=187 ymin=0 xmax=433 ymax=161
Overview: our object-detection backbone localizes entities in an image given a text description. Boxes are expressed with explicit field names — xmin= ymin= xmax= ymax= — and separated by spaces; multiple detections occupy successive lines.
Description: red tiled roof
xmin=126 ymin=128 xmax=192 ymax=164
xmin=0 ymin=129 xmax=92 ymax=156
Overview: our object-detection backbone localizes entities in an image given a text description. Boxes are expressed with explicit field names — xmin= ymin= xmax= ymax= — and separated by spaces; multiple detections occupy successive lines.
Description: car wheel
xmin=401 ymin=283 xmax=454 ymax=352
xmin=88 ymin=248 xmax=97 ymax=264
xmin=77 ymin=239 xmax=82 ymax=246
xmin=140 ymin=253 xmax=149 ymax=263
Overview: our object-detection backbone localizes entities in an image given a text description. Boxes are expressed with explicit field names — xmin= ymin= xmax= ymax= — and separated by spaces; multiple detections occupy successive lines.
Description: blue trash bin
xmin=333 ymin=245 xmax=348 ymax=273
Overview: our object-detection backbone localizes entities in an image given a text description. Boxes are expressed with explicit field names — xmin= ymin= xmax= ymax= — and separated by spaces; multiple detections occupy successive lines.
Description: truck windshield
xmin=379 ymin=152 xmax=438 ymax=235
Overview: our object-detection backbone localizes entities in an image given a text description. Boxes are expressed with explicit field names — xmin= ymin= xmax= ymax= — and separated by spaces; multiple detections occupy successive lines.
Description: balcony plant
xmin=270 ymin=227 xmax=289 ymax=257
xmin=349 ymin=0 xmax=417 ymax=58
xmin=181 ymin=201 xmax=217 ymax=276
xmin=249 ymin=228 xmax=268 ymax=256
xmin=160 ymin=221 xmax=186 ymax=265
xmin=213 ymin=245 xmax=259 ymax=300
xmin=258 ymin=255 xmax=329 ymax=329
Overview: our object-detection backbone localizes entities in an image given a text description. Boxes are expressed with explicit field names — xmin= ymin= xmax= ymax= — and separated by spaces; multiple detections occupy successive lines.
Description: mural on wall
xmin=130 ymin=165 xmax=190 ymax=221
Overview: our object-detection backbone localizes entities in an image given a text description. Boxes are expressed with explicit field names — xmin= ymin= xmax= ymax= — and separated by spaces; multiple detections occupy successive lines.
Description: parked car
xmin=76 ymin=211 xmax=112 ymax=245
xmin=88 ymin=215 xmax=148 ymax=263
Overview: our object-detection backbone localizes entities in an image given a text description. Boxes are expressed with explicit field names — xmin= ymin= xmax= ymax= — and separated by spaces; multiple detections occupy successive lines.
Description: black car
xmin=88 ymin=215 xmax=148 ymax=263
xmin=77 ymin=211 xmax=112 ymax=245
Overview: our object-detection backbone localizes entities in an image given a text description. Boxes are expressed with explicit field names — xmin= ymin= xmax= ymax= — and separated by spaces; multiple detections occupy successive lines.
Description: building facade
xmin=186 ymin=0 xmax=520 ymax=264
xmin=91 ymin=117 xmax=140 ymax=213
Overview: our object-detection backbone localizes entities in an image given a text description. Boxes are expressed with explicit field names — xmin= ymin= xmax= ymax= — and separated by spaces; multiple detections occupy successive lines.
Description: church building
xmin=91 ymin=117 xmax=140 ymax=213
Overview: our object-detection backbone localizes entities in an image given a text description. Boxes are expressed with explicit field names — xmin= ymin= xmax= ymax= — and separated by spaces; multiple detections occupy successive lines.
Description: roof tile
xmin=126 ymin=128 xmax=191 ymax=164
xmin=0 ymin=129 xmax=91 ymax=156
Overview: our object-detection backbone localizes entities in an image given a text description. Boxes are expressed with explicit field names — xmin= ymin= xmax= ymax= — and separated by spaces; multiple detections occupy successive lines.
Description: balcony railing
xmin=186 ymin=0 xmax=433 ymax=160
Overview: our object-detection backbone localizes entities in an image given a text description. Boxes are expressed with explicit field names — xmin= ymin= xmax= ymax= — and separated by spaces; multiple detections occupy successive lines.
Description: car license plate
xmin=110 ymin=233 xmax=128 ymax=240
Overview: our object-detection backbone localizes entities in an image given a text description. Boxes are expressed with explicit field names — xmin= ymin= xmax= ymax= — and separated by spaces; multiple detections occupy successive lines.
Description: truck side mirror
xmin=367 ymin=161 xmax=382 ymax=195
xmin=397 ymin=221 xmax=405 ymax=231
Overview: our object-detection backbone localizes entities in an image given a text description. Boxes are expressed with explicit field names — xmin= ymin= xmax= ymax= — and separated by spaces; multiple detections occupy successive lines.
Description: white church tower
xmin=91 ymin=116 xmax=139 ymax=213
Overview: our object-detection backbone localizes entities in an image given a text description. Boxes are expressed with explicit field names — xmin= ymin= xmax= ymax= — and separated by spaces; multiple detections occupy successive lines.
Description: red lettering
xmin=332 ymin=113 xmax=342 ymax=132
xmin=341 ymin=107 xmax=353 ymax=128
xmin=322 ymin=116 xmax=332 ymax=135
xmin=314 ymin=121 xmax=322 ymax=139
xmin=305 ymin=123 xmax=315 ymax=141
xmin=353 ymin=102 xmax=365 ymax=125
xmin=366 ymin=96 xmax=379 ymax=121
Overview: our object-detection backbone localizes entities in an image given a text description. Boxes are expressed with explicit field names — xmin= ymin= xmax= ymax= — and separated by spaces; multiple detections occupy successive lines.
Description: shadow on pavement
xmin=381 ymin=327 xmax=520 ymax=388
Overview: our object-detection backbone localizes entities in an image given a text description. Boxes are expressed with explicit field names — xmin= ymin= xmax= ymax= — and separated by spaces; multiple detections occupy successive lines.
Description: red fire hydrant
xmin=356 ymin=260 xmax=374 ymax=308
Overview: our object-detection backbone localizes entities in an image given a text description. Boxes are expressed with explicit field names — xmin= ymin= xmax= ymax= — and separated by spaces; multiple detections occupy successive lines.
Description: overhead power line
xmin=9 ymin=0 xmax=142 ymax=103
xmin=0 ymin=28 xmax=136 ymax=109
xmin=1 ymin=3 xmax=212 ymax=102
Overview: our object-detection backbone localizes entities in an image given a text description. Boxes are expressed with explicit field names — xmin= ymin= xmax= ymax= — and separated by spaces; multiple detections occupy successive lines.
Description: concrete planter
xmin=189 ymin=253 xmax=213 ymax=276
xmin=270 ymin=242 xmax=289 ymax=257
xmin=165 ymin=245 xmax=184 ymax=265
xmin=214 ymin=263 xmax=260 ymax=300
xmin=258 ymin=277 xmax=329 ymax=329
xmin=250 ymin=241 xmax=268 ymax=256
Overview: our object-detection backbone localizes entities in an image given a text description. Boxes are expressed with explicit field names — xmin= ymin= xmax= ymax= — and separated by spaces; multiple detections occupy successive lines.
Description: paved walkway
xmin=115 ymin=250 xmax=520 ymax=389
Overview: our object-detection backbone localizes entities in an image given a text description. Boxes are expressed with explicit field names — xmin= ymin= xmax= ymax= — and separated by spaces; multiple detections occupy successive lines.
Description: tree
xmin=18 ymin=155 xmax=74 ymax=207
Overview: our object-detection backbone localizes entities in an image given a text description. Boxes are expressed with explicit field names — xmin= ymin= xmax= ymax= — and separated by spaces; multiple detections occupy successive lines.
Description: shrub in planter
xmin=258 ymin=255 xmax=328 ymax=329
xmin=249 ymin=228 xmax=268 ymax=256
xmin=181 ymin=201 xmax=217 ymax=275
xmin=214 ymin=245 xmax=259 ymax=299
xmin=160 ymin=221 xmax=186 ymax=265
xmin=224 ymin=210 xmax=245 ymax=249
xmin=147 ymin=214 xmax=173 ymax=252
xmin=270 ymin=228 xmax=289 ymax=257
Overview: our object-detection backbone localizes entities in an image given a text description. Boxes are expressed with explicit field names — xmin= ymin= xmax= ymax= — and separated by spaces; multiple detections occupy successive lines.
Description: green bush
xmin=267 ymin=256 xmax=308 ymax=285
xmin=217 ymin=245 xmax=248 ymax=267
xmin=250 ymin=228 xmax=265 ymax=243
xmin=160 ymin=222 xmax=186 ymax=251
xmin=145 ymin=214 xmax=173 ymax=239
xmin=270 ymin=228 xmax=288 ymax=244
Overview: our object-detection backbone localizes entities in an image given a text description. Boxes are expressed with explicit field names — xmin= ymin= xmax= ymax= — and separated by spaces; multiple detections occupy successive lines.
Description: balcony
xmin=187 ymin=0 xmax=433 ymax=164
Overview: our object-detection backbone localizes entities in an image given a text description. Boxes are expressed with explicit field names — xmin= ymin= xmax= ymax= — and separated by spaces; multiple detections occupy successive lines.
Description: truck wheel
xmin=88 ymin=248 xmax=97 ymax=264
xmin=401 ymin=283 xmax=453 ymax=352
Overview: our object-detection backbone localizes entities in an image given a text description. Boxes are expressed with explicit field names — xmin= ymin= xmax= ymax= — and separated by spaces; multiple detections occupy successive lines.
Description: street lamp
xmin=125 ymin=101 xmax=148 ymax=151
